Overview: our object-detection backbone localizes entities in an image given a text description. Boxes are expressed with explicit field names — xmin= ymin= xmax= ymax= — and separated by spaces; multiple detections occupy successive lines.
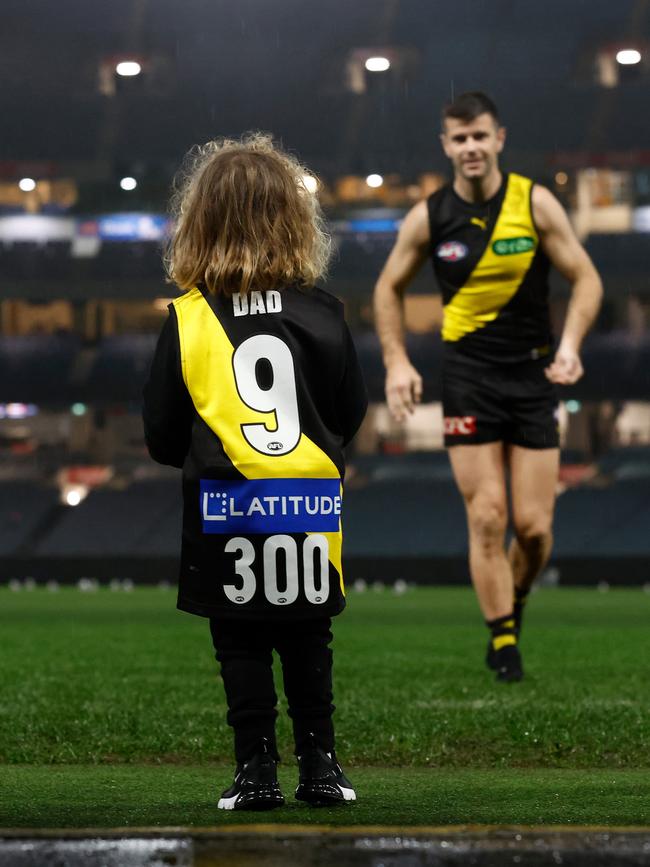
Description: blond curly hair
xmin=165 ymin=132 xmax=331 ymax=296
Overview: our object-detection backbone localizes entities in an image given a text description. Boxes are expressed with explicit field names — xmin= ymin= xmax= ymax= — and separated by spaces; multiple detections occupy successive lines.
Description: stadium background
xmin=1 ymin=0 xmax=650 ymax=587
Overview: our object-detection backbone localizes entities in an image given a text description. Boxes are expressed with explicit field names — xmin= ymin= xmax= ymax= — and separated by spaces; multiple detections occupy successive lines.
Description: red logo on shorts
xmin=444 ymin=415 xmax=477 ymax=436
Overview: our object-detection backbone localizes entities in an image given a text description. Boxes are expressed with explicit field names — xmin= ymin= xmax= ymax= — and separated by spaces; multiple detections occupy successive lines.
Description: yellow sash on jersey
xmin=442 ymin=173 xmax=538 ymax=342
xmin=173 ymin=287 xmax=343 ymax=587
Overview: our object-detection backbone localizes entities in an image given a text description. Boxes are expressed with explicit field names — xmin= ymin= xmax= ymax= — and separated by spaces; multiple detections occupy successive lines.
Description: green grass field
xmin=1 ymin=585 xmax=649 ymax=827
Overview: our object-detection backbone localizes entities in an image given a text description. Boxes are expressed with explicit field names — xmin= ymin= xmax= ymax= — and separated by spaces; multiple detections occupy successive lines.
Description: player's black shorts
xmin=442 ymin=354 xmax=559 ymax=449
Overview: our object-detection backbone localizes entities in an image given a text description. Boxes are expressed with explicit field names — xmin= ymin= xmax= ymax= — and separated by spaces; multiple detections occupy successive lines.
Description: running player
xmin=143 ymin=134 xmax=367 ymax=808
xmin=373 ymin=92 xmax=602 ymax=681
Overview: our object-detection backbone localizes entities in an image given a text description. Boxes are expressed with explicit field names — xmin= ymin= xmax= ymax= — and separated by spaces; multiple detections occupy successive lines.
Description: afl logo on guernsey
xmin=436 ymin=241 xmax=468 ymax=262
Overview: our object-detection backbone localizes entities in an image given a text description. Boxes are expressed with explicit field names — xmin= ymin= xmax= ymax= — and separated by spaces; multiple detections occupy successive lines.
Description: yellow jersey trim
xmin=442 ymin=174 xmax=538 ymax=343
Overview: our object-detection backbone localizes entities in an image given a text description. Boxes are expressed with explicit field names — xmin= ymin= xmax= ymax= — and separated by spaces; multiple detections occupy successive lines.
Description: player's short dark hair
xmin=442 ymin=91 xmax=500 ymax=128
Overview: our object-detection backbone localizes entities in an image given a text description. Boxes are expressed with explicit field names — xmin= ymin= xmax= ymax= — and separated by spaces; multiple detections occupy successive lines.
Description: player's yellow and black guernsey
xmin=142 ymin=284 xmax=367 ymax=620
xmin=428 ymin=172 xmax=553 ymax=364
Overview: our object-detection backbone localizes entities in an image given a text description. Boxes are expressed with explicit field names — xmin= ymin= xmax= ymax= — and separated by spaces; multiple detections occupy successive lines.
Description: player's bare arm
xmin=532 ymin=185 xmax=603 ymax=385
xmin=373 ymin=200 xmax=430 ymax=421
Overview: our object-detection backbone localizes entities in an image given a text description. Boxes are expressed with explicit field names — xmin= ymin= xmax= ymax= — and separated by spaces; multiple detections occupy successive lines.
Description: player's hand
xmin=385 ymin=359 xmax=423 ymax=422
xmin=545 ymin=345 xmax=584 ymax=385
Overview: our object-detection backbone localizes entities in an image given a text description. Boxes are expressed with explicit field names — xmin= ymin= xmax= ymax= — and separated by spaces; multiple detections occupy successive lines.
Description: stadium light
xmin=302 ymin=174 xmax=318 ymax=194
xmin=555 ymin=171 xmax=568 ymax=186
xmin=616 ymin=49 xmax=642 ymax=65
xmin=120 ymin=177 xmax=137 ymax=191
xmin=365 ymin=56 xmax=391 ymax=72
xmin=116 ymin=60 xmax=142 ymax=77
xmin=19 ymin=178 xmax=36 ymax=192
xmin=71 ymin=403 xmax=87 ymax=417
xmin=565 ymin=399 xmax=582 ymax=414
xmin=366 ymin=174 xmax=384 ymax=188
xmin=62 ymin=484 xmax=89 ymax=507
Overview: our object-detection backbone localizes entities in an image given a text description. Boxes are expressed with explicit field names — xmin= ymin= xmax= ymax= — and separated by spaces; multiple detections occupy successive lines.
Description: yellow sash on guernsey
xmin=173 ymin=288 xmax=343 ymax=588
xmin=442 ymin=173 xmax=538 ymax=342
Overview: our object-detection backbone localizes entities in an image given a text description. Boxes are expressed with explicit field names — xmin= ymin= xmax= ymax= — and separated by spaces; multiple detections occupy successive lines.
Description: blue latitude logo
xmin=200 ymin=478 xmax=342 ymax=534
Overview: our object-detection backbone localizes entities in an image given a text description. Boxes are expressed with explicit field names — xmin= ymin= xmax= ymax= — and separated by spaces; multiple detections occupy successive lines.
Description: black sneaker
xmin=494 ymin=644 xmax=524 ymax=682
xmin=295 ymin=735 xmax=356 ymax=806
xmin=218 ymin=739 xmax=284 ymax=811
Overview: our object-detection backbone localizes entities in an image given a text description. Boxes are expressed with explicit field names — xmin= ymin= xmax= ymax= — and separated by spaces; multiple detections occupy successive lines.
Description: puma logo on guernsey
xmin=471 ymin=216 xmax=488 ymax=230
xmin=232 ymin=290 xmax=282 ymax=317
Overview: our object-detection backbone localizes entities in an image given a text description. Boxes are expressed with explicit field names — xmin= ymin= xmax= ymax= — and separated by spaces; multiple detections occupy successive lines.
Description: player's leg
xmin=506 ymin=356 xmax=560 ymax=636
xmin=448 ymin=443 xmax=522 ymax=681
xmin=209 ymin=618 xmax=284 ymax=810
xmin=276 ymin=617 xmax=355 ymax=804
xmin=508 ymin=445 xmax=559 ymax=633
xmin=448 ymin=442 xmax=511 ymax=619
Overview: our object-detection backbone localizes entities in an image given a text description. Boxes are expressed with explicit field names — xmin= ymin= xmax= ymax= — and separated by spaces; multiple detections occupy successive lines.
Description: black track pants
xmin=209 ymin=616 xmax=336 ymax=763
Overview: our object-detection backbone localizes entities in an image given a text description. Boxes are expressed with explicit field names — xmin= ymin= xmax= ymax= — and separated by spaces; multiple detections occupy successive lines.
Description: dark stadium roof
xmin=5 ymin=0 xmax=650 ymax=177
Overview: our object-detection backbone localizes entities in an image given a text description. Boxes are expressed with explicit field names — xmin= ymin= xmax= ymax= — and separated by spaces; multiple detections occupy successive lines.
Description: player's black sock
xmin=513 ymin=587 xmax=529 ymax=635
xmin=485 ymin=612 xmax=523 ymax=681
xmin=486 ymin=612 xmax=518 ymax=654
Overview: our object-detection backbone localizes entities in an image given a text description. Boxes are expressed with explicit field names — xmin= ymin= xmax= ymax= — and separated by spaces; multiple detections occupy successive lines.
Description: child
xmin=142 ymin=133 xmax=367 ymax=810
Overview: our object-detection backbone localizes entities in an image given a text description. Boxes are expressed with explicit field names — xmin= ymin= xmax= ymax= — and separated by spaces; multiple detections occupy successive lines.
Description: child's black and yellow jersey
xmin=427 ymin=172 xmax=554 ymax=364
xmin=143 ymin=284 xmax=367 ymax=620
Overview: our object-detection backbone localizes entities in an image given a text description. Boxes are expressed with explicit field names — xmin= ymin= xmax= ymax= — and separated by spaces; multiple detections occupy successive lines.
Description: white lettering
xmin=305 ymin=496 xmax=319 ymax=515
xmin=229 ymin=497 xmax=243 ymax=517
xmin=264 ymin=495 xmax=279 ymax=515
xmin=320 ymin=497 xmax=333 ymax=515
xmin=334 ymin=496 xmax=342 ymax=515
xmin=263 ymin=535 xmax=299 ymax=605
xmin=247 ymin=497 xmax=266 ymax=516
xmin=232 ymin=290 xmax=282 ymax=318
xmin=288 ymin=495 xmax=302 ymax=515
xmin=303 ymin=535 xmax=330 ymax=605
xmin=232 ymin=293 xmax=248 ymax=317
xmin=249 ymin=290 xmax=265 ymax=315
xmin=266 ymin=290 xmax=282 ymax=312
xmin=223 ymin=537 xmax=256 ymax=604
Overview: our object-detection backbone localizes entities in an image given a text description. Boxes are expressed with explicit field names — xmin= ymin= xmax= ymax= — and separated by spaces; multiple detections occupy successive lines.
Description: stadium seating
xmin=83 ymin=334 xmax=157 ymax=402
xmin=33 ymin=478 xmax=181 ymax=558
xmin=0 ymin=333 xmax=80 ymax=403
xmin=0 ymin=481 xmax=60 ymax=556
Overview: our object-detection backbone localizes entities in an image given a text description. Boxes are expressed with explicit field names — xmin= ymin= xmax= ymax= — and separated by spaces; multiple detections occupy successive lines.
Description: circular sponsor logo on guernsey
xmin=436 ymin=241 xmax=468 ymax=262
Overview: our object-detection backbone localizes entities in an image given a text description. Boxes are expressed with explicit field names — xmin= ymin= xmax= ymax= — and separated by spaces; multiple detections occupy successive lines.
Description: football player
xmin=374 ymin=92 xmax=602 ymax=681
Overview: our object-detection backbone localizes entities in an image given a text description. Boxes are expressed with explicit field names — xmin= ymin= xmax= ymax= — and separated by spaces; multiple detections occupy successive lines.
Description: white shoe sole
xmin=217 ymin=795 xmax=238 ymax=810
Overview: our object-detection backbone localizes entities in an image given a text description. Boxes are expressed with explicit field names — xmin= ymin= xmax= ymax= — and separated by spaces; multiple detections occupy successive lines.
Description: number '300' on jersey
xmin=142 ymin=284 xmax=367 ymax=620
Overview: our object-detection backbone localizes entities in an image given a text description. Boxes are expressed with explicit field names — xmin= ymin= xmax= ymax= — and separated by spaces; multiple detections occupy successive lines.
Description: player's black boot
xmin=494 ymin=643 xmax=524 ymax=682
xmin=218 ymin=738 xmax=284 ymax=811
xmin=488 ymin=590 xmax=529 ymax=667
xmin=295 ymin=733 xmax=356 ymax=806
xmin=485 ymin=612 xmax=523 ymax=680
xmin=487 ymin=588 xmax=529 ymax=670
